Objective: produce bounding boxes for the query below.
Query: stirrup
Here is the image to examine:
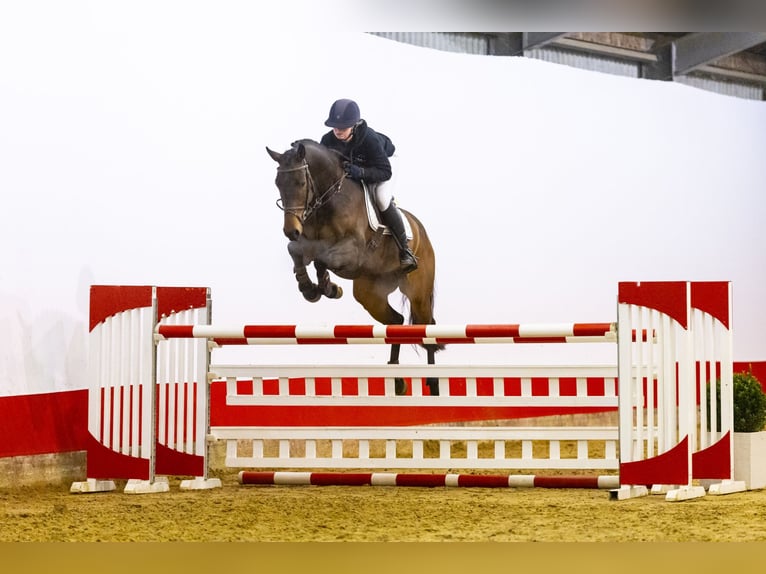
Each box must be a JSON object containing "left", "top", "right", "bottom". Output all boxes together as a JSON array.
[{"left": 400, "top": 250, "right": 418, "bottom": 273}]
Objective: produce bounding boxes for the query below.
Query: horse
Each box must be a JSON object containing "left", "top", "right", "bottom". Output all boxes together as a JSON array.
[{"left": 265, "top": 139, "right": 442, "bottom": 395}]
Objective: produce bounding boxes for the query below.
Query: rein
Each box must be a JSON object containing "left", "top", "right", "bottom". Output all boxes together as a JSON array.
[{"left": 275, "top": 160, "right": 346, "bottom": 222}]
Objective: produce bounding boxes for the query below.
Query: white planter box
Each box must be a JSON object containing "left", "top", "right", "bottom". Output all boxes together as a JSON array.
[{"left": 733, "top": 431, "right": 766, "bottom": 490}]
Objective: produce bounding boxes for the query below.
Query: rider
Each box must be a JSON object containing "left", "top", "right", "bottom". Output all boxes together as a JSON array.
[{"left": 320, "top": 98, "right": 418, "bottom": 273}]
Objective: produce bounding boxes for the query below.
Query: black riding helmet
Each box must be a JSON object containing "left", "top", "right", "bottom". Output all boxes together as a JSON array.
[{"left": 324, "top": 98, "right": 361, "bottom": 129}]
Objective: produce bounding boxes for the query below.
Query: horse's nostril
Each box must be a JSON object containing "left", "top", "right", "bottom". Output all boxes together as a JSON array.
[{"left": 285, "top": 229, "right": 300, "bottom": 241}]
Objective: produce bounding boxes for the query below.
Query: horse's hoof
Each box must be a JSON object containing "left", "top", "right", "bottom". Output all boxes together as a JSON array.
[
  {"left": 426, "top": 377, "right": 440, "bottom": 396},
  {"left": 395, "top": 378, "right": 408, "bottom": 396},
  {"left": 300, "top": 286, "right": 321, "bottom": 303},
  {"left": 323, "top": 284, "right": 343, "bottom": 299}
]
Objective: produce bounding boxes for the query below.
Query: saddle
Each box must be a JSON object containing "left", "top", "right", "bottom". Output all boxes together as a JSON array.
[{"left": 361, "top": 181, "right": 413, "bottom": 239}]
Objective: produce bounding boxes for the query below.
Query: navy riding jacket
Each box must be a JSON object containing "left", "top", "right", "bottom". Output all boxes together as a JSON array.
[{"left": 320, "top": 120, "right": 396, "bottom": 184}]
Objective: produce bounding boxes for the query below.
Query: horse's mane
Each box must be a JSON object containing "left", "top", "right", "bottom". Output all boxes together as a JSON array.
[{"left": 291, "top": 138, "right": 346, "bottom": 168}]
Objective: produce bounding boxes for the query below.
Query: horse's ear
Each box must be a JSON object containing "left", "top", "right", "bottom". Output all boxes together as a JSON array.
[
  {"left": 266, "top": 147, "right": 282, "bottom": 163},
  {"left": 295, "top": 143, "right": 306, "bottom": 161}
]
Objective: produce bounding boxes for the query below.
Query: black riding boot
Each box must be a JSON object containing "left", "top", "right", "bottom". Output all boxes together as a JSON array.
[{"left": 380, "top": 203, "right": 418, "bottom": 273}]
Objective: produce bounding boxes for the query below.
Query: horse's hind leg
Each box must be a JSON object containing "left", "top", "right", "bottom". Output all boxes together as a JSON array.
[{"left": 352, "top": 276, "right": 408, "bottom": 395}]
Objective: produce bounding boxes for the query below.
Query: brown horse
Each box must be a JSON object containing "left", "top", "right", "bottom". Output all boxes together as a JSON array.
[{"left": 266, "top": 139, "right": 442, "bottom": 394}]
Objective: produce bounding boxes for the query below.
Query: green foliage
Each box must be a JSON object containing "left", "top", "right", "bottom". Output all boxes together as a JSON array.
[
  {"left": 707, "top": 371, "right": 766, "bottom": 433},
  {"left": 732, "top": 371, "right": 766, "bottom": 432}
]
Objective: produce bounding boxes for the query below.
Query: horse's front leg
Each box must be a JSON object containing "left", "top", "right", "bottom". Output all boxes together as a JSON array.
[
  {"left": 287, "top": 239, "right": 321, "bottom": 303},
  {"left": 314, "top": 261, "right": 343, "bottom": 299}
]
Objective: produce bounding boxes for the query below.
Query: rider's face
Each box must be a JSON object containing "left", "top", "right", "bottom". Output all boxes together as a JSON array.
[{"left": 333, "top": 126, "right": 353, "bottom": 142}]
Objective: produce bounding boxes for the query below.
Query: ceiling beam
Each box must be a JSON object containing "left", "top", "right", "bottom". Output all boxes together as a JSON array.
[
  {"left": 490, "top": 33, "right": 565, "bottom": 56},
  {"left": 673, "top": 32, "right": 766, "bottom": 76}
]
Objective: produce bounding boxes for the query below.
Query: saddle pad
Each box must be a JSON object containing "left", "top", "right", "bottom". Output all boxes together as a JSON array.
[{"left": 362, "top": 182, "right": 413, "bottom": 240}]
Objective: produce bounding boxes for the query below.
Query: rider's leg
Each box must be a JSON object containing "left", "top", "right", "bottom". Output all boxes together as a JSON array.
[
  {"left": 374, "top": 159, "right": 417, "bottom": 273},
  {"left": 378, "top": 199, "right": 418, "bottom": 273}
]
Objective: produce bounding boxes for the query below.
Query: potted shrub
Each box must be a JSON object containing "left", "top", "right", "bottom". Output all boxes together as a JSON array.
[
  {"left": 707, "top": 370, "right": 766, "bottom": 489},
  {"left": 731, "top": 370, "right": 766, "bottom": 489}
]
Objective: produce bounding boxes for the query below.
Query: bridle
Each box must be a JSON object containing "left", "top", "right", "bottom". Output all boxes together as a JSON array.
[{"left": 275, "top": 160, "right": 346, "bottom": 223}]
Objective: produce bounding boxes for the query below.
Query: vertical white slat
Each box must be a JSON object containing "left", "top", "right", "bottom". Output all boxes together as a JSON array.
[
  {"left": 577, "top": 440, "right": 588, "bottom": 461},
  {"left": 439, "top": 440, "right": 450, "bottom": 461},
  {"left": 549, "top": 378, "right": 559, "bottom": 398},
  {"left": 195, "top": 301, "right": 211, "bottom": 459},
  {"left": 466, "top": 441, "right": 478, "bottom": 459},
  {"left": 127, "top": 308, "right": 140, "bottom": 458},
  {"left": 359, "top": 440, "right": 369, "bottom": 460},
  {"left": 494, "top": 440, "right": 504, "bottom": 460},
  {"left": 634, "top": 306, "right": 645, "bottom": 460},
  {"left": 104, "top": 313, "right": 117, "bottom": 451},
  {"left": 413, "top": 440, "right": 423, "bottom": 461},
  {"left": 493, "top": 377, "right": 503, "bottom": 398},
  {"left": 681, "top": 281, "right": 695, "bottom": 486},
  {"left": 521, "top": 440, "right": 532, "bottom": 461},
  {"left": 645, "top": 309, "right": 655, "bottom": 458},
  {"left": 331, "top": 439, "right": 342, "bottom": 460},
  {"left": 279, "top": 439, "right": 290, "bottom": 459},
  {"left": 386, "top": 439, "right": 397, "bottom": 460},
  {"left": 720, "top": 282, "right": 735, "bottom": 478},
  {"left": 140, "top": 304, "right": 154, "bottom": 461},
  {"left": 576, "top": 377, "right": 586, "bottom": 398},
  {"left": 305, "top": 440, "right": 316, "bottom": 461},
  {"left": 617, "top": 300, "right": 635, "bottom": 464},
  {"left": 549, "top": 440, "right": 560, "bottom": 460},
  {"left": 279, "top": 376, "right": 289, "bottom": 397},
  {"left": 87, "top": 321, "right": 103, "bottom": 440},
  {"left": 521, "top": 377, "right": 531, "bottom": 397}
]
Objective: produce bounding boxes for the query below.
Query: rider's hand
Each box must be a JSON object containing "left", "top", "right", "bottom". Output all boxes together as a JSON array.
[{"left": 344, "top": 162, "right": 364, "bottom": 181}]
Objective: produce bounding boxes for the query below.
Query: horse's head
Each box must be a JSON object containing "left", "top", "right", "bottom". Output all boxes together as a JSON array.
[
  {"left": 266, "top": 140, "right": 345, "bottom": 241},
  {"left": 266, "top": 142, "right": 313, "bottom": 240}
]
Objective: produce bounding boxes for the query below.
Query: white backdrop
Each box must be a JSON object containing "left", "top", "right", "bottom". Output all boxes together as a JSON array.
[{"left": 1, "top": 4, "right": 765, "bottom": 394}]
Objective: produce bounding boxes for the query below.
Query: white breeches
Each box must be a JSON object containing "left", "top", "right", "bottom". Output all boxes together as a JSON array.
[{"left": 374, "top": 156, "right": 397, "bottom": 211}]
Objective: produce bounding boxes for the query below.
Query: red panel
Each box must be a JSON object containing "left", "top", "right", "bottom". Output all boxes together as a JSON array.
[
  {"left": 619, "top": 437, "right": 689, "bottom": 486},
  {"left": 154, "top": 441, "right": 204, "bottom": 477},
  {"left": 156, "top": 286, "right": 207, "bottom": 319},
  {"left": 586, "top": 378, "right": 605, "bottom": 396},
  {"left": 209, "top": 382, "right": 616, "bottom": 427},
  {"left": 89, "top": 285, "right": 153, "bottom": 331},
  {"left": 559, "top": 378, "right": 577, "bottom": 397},
  {"left": 0, "top": 389, "right": 89, "bottom": 457},
  {"left": 618, "top": 281, "right": 689, "bottom": 328},
  {"left": 476, "top": 378, "right": 494, "bottom": 396},
  {"left": 692, "top": 432, "right": 731, "bottom": 480},
  {"left": 691, "top": 281, "right": 730, "bottom": 329},
  {"left": 531, "top": 378, "right": 549, "bottom": 396},
  {"left": 84, "top": 432, "right": 150, "bottom": 480}
]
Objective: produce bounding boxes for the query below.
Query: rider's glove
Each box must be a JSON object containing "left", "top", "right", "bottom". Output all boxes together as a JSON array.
[{"left": 344, "top": 162, "right": 364, "bottom": 181}]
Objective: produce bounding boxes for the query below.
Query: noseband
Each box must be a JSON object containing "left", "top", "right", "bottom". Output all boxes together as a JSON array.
[{"left": 275, "top": 160, "right": 346, "bottom": 223}]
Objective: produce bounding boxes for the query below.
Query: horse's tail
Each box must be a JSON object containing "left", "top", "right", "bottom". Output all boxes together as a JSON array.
[{"left": 407, "top": 287, "right": 446, "bottom": 352}]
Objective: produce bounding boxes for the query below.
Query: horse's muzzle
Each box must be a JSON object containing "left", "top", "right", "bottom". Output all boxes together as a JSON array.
[{"left": 283, "top": 214, "right": 303, "bottom": 241}]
